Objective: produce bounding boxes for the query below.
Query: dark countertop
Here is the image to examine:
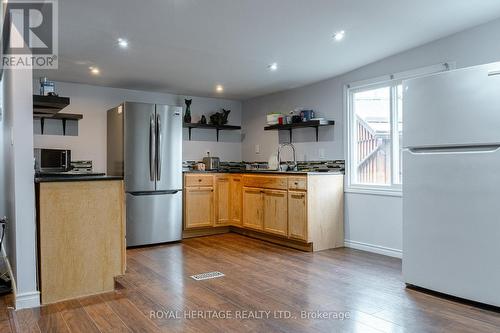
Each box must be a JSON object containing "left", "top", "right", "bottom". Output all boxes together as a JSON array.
[
  {"left": 35, "top": 175, "right": 123, "bottom": 183},
  {"left": 183, "top": 170, "right": 344, "bottom": 175}
]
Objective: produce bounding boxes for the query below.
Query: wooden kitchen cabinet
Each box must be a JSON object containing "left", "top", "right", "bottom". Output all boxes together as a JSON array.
[
  {"left": 37, "top": 180, "right": 125, "bottom": 304},
  {"left": 263, "top": 189, "right": 288, "bottom": 236},
  {"left": 288, "top": 190, "right": 308, "bottom": 241},
  {"left": 184, "top": 186, "right": 214, "bottom": 228},
  {"left": 242, "top": 187, "right": 264, "bottom": 230},
  {"left": 184, "top": 173, "right": 344, "bottom": 251},
  {"left": 230, "top": 176, "right": 243, "bottom": 225},
  {"left": 215, "top": 176, "right": 231, "bottom": 226}
]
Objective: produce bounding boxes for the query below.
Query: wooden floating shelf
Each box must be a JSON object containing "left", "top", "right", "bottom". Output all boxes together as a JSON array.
[
  {"left": 183, "top": 123, "right": 241, "bottom": 142},
  {"left": 264, "top": 120, "right": 335, "bottom": 142},
  {"left": 33, "top": 95, "right": 70, "bottom": 114},
  {"left": 34, "top": 113, "right": 83, "bottom": 136}
]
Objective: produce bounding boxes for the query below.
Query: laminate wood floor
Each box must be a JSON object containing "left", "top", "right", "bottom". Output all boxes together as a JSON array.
[{"left": 1, "top": 234, "right": 499, "bottom": 332}]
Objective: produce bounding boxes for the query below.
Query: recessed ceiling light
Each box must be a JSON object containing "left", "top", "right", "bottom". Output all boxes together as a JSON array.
[
  {"left": 268, "top": 62, "right": 278, "bottom": 71},
  {"left": 89, "top": 66, "right": 100, "bottom": 75},
  {"left": 333, "top": 30, "right": 345, "bottom": 41},
  {"left": 117, "top": 38, "right": 128, "bottom": 48},
  {"left": 215, "top": 84, "right": 224, "bottom": 93}
]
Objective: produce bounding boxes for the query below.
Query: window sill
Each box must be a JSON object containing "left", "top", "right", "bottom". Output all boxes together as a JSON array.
[{"left": 344, "top": 186, "right": 402, "bottom": 197}]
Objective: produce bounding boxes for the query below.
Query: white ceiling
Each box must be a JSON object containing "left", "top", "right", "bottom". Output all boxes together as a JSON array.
[{"left": 35, "top": 0, "right": 500, "bottom": 100}]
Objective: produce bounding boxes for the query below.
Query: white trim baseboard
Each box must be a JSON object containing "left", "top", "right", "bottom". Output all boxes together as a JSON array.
[
  {"left": 15, "top": 291, "right": 40, "bottom": 309},
  {"left": 344, "top": 240, "right": 402, "bottom": 258}
]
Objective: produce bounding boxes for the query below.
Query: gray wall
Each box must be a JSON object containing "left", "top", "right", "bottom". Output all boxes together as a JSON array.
[
  {"left": 242, "top": 17, "right": 500, "bottom": 256},
  {"left": 33, "top": 81, "right": 243, "bottom": 172}
]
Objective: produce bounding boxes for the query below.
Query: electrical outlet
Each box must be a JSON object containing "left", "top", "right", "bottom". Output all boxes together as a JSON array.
[
  {"left": 255, "top": 144, "right": 260, "bottom": 154},
  {"left": 319, "top": 148, "right": 325, "bottom": 159}
]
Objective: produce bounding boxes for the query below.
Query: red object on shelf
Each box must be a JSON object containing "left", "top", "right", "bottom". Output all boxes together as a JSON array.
[{"left": 278, "top": 116, "right": 284, "bottom": 125}]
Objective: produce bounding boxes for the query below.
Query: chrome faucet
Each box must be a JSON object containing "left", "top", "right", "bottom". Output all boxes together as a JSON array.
[{"left": 277, "top": 143, "right": 297, "bottom": 171}]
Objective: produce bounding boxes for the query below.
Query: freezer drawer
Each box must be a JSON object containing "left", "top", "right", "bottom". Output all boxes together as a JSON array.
[
  {"left": 126, "top": 191, "right": 182, "bottom": 246},
  {"left": 403, "top": 63, "right": 500, "bottom": 148},
  {"left": 402, "top": 147, "right": 500, "bottom": 306}
]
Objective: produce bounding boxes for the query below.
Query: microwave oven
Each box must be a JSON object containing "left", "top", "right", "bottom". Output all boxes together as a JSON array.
[{"left": 34, "top": 148, "right": 71, "bottom": 173}]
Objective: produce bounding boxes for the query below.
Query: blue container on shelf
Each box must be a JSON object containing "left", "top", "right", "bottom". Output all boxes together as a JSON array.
[{"left": 300, "top": 110, "right": 315, "bottom": 121}]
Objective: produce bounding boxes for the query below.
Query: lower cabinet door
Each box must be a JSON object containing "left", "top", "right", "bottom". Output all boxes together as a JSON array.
[
  {"left": 184, "top": 187, "right": 214, "bottom": 229},
  {"left": 263, "top": 189, "right": 288, "bottom": 236},
  {"left": 230, "top": 176, "right": 243, "bottom": 225},
  {"left": 242, "top": 187, "right": 263, "bottom": 230},
  {"left": 288, "top": 191, "right": 307, "bottom": 241},
  {"left": 215, "top": 176, "right": 231, "bottom": 226}
]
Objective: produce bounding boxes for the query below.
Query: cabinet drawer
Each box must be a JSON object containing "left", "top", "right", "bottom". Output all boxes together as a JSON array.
[
  {"left": 184, "top": 174, "right": 214, "bottom": 187},
  {"left": 242, "top": 175, "right": 287, "bottom": 190},
  {"left": 288, "top": 177, "right": 307, "bottom": 191}
]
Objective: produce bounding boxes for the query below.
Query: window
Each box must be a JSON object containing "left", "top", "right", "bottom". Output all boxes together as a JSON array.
[
  {"left": 348, "top": 82, "right": 402, "bottom": 189},
  {"left": 346, "top": 63, "right": 452, "bottom": 194}
]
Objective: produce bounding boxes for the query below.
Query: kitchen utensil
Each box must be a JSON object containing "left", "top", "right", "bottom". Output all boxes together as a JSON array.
[{"left": 202, "top": 153, "right": 220, "bottom": 170}]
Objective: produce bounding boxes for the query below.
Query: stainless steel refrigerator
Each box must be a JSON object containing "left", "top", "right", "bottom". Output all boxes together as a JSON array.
[
  {"left": 402, "top": 62, "right": 500, "bottom": 306},
  {"left": 107, "top": 102, "right": 183, "bottom": 246}
]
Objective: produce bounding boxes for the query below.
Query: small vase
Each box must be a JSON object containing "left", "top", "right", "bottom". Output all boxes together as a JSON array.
[{"left": 184, "top": 99, "right": 192, "bottom": 123}]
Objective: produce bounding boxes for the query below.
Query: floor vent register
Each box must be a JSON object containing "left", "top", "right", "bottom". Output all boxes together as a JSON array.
[{"left": 190, "top": 271, "right": 225, "bottom": 281}]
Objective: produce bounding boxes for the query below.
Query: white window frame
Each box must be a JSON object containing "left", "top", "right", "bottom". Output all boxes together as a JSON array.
[{"left": 344, "top": 63, "right": 455, "bottom": 197}]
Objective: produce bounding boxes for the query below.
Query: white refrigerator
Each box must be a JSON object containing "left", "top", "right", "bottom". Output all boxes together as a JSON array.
[{"left": 402, "top": 62, "right": 500, "bottom": 307}]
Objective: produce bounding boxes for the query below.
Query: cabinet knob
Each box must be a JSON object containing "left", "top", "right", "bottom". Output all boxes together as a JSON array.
[
  {"left": 198, "top": 179, "right": 202, "bottom": 182},
  {"left": 294, "top": 182, "right": 298, "bottom": 185}
]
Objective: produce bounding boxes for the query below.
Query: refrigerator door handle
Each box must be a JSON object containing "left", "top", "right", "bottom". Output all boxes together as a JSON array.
[
  {"left": 408, "top": 145, "right": 500, "bottom": 155},
  {"left": 156, "top": 112, "right": 162, "bottom": 181},
  {"left": 149, "top": 113, "right": 156, "bottom": 181},
  {"left": 128, "top": 190, "right": 180, "bottom": 196}
]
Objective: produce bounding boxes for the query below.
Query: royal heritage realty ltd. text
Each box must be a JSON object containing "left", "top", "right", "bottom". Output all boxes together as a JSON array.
[{"left": 150, "top": 310, "right": 351, "bottom": 321}]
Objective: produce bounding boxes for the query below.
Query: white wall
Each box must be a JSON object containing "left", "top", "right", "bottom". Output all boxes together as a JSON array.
[
  {"left": 178, "top": 94, "right": 242, "bottom": 162},
  {"left": 33, "top": 82, "right": 243, "bottom": 172},
  {"left": 242, "top": 18, "right": 500, "bottom": 257},
  {"left": 2, "top": 67, "right": 39, "bottom": 308}
]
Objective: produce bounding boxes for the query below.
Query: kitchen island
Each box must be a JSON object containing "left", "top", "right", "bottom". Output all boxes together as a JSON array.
[
  {"left": 35, "top": 176, "right": 125, "bottom": 304},
  {"left": 183, "top": 171, "right": 344, "bottom": 251}
]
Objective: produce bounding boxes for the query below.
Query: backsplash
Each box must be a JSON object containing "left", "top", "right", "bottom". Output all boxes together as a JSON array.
[{"left": 183, "top": 160, "right": 345, "bottom": 173}]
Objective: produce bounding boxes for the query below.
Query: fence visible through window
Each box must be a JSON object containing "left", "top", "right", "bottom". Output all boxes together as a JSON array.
[{"left": 350, "top": 84, "right": 402, "bottom": 187}]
